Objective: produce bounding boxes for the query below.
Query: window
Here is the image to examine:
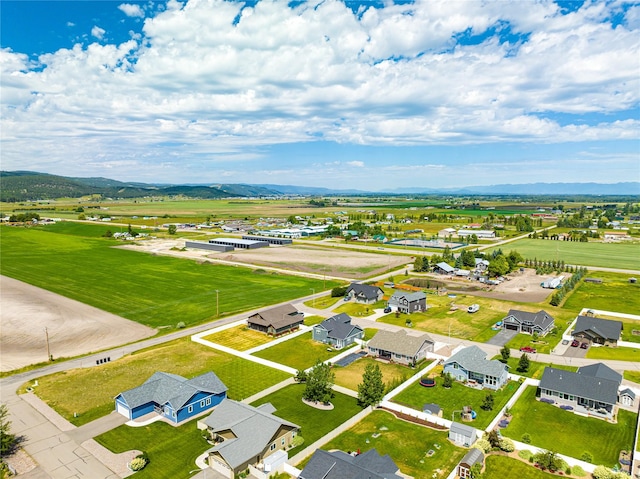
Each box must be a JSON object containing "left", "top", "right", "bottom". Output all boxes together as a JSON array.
[
  {"left": 206, "top": 397, "right": 211, "bottom": 406},
  {"left": 270, "top": 444, "right": 276, "bottom": 451},
  {"left": 200, "top": 400, "right": 205, "bottom": 407},
  {"left": 281, "top": 438, "right": 285, "bottom": 445},
  {"left": 188, "top": 405, "right": 193, "bottom": 413}
]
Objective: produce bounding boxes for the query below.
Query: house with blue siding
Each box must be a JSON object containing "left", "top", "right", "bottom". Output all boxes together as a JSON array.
[
  {"left": 443, "top": 346, "right": 509, "bottom": 390},
  {"left": 114, "top": 371, "right": 227, "bottom": 423}
]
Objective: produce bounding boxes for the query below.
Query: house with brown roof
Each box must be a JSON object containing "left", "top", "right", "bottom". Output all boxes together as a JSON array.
[
  {"left": 247, "top": 304, "right": 304, "bottom": 336},
  {"left": 367, "top": 329, "right": 434, "bottom": 366}
]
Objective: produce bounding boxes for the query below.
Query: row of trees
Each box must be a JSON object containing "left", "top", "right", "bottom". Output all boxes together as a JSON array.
[{"left": 550, "top": 267, "right": 588, "bottom": 306}]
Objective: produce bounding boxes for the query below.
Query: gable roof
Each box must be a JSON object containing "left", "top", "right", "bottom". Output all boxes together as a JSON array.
[
  {"left": 503, "top": 309, "right": 555, "bottom": 330},
  {"left": 204, "top": 400, "right": 299, "bottom": 469},
  {"left": 247, "top": 303, "right": 303, "bottom": 329},
  {"left": 577, "top": 362, "right": 622, "bottom": 383},
  {"left": 346, "top": 283, "right": 382, "bottom": 301},
  {"left": 367, "top": 329, "right": 433, "bottom": 357},
  {"left": 299, "top": 449, "right": 402, "bottom": 479},
  {"left": 435, "top": 262, "right": 455, "bottom": 273},
  {"left": 450, "top": 421, "right": 476, "bottom": 438},
  {"left": 389, "top": 291, "right": 426, "bottom": 303},
  {"left": 460, "top": 448, "right": 484, "bottom": 468},
  {"left": 573, "top": 316, "right": 622, "bottom": 341},
  {"left": 423, "top": 403, "right": 441, "bottom": 414},
  {"left": 118, "top": 371, "right": 227, "bottom": 410},
  {"left": 317, "top": 313, "right": 363, "bottom": 340},
  {"left": 539, "top": 367, "right": 619, "bottom": 405},
  {"left": 620, "top": 388, "right": 636, "bottom": 400},
  {"left": 444, "top": 346, "right": 507, "bottom": 378}
]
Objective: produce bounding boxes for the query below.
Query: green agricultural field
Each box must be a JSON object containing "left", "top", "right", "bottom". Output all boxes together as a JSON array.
[
  {"left": 392, "top": 376, "right": 519, "bottom": 429},
  {"left": 0, "top": 225, "right": 337, "bottom": 329},
  {"left": 202, "top": 325, "right": 275, "bottom": 351},
  {"left": 503, "top": 386, "right": 636, "bottom": 466},
  {"left": 483, "top": 455, "right": 573, "bottom": 479},
  {"left": 249, "top": 383, "right": 362, "bottom": 457},
  {"left": 586, "top": 345, "right": 640, "bottom": 361},
  {"left": 21, "top": 338, "right": 290, "bottom": 426},
  {"left": 491, "top": 356, "right": 577, "bottom": 380},
  {"left": 315, "top": 409, "right": 465, "bottom": 478},
  {"left": 333, "top": 357, "right": 427, "bottom": 392},
  {"left": 96, "top": 418, "right": 208, "bottom": 479},
  {"left": 488, "top": 238, "right": 640, "bottom": 270},
  {"left": 251, "top": 332, "right": 342, "bottom": 370},
  {"left": 562, "top": 271, "right": 640, "bottom": 316}
]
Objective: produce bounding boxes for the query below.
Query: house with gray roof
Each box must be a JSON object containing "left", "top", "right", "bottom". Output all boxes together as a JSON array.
[
  {"left": 345, "top": 282, "right": 384, "bottom": 304},
  {"left": 312, "top": 313, "right": 364, "bottom": 349},
  {"left": 572, "top": 315, "right": 623, "bottom": 346},
  {"left": 388, "top": 291, "right": 427, "bottom": 314},
  {"left": 538, "top": 362, "right": 622, "bottom": 420},
  {"left": 299, "top": 449, "right": 404, "bottom": 479},
  {"left": 367, "top": 329, "right": 434, "bottom": 366},
  {"left": 247, "top": 303, "right": 304, "bottom": 336},
  {"left": 449, "top": 422, "right": 477, "bottom": 447},
  {"left": 198, "top": 400, "right": 299, "bottom": 479},
  {"left": 457, "top": 448, "right": 484, "bottom": 478},
  {"left": 443, "top": 346, "right": 509, "bottom": 390},
  {"left": 114, "top": 371, "right": 227, "bottom": 423},
  {"left": 501, "top": 309, "right": 555, "bottom": 336}
]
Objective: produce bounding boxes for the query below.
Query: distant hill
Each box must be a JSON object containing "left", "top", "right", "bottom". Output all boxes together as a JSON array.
[{"left": 386, "top": 182, "right": 640, "bottom": 195}]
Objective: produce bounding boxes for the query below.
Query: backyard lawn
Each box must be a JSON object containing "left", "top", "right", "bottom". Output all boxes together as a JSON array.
[
  {"left": 491, "top": 356, "right": 577, "bottom": 380},
  {"left": 503, "top": 386, "right": 636, "bottom": 466},
  {"left": 392, "top": 375, "right": 519, "bottom": 429},
  {"left": 562, "top": 271, "right": 640, "bottom": 316},
  {"left": 249, "top": 383, "right": 362, "bottom": 457},
  {"left": 310, "top": 409, "right": 465, "bottom": 478},
  {"left": 95, "top": 417, "right": 208, "bottom": 479},
  {"left": 202, "top": 325, "right": 275, "bottom": 351},
  {"left": 483, "top": 455, "right": 577, "bottom": 478},
  {"left": 586, "top": 345, "right": 640, "bottom": 361},
  {"left": 21, "top": 338, "right": 290, "bottom": 426},
  {"left": 251, "top": 331, "right": 344, "bottom": 370},
  {"left": 333, "top": 357, "right": 427, "bottom": 392}
]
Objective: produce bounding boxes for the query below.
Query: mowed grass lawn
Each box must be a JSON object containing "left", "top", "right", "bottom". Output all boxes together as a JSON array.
[
  {"left": 202, "top": 325, "right": 275, "bottom": 351},
  {"left": 313, "top": 409, "right": 465, "bottom": 478},
  {"left": 249, "top": 383, "right": 361, "bottom": 457},
  {"left": 562, "top": 271, "right": 640, "bottom": 316},
  {"left": 491, "top": 356, "right": 577, "bottom": 380},
  {"left": 333, "top": 357, "right": 426, "bottom": 392},
  {"left": 392, "top": 376, "right": 519, "bottom": 429},
  {"left": 22, "top": 338, "right": 290, "bottom": 426},
  {"left": 483, "top": 455, "right": 569, "bottom": 479},
  {"left": 252, "top": 331, "right": 344, "bottom": 370},
  {"left": 624, "top": 370, "right": 640, "bottom": 384},
  {"left": 503, "top": 386, "right": 636, "bottom": 466},
  {"left": 586, "top": 345, "right": 640, "bottom": 362},
  {"left": 0, "top": 225, "right": 338, "bottom": 329},
  {"left": 490, "top": 238, "right": 640, "bottom": 270},
  {"left": 96, "top": 418, "right": 208, "bottom": 479}
]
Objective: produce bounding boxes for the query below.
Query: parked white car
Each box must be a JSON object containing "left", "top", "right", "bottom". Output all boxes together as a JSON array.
[{"left": 467, "top": 304, "right": 480, "bottom": 313}]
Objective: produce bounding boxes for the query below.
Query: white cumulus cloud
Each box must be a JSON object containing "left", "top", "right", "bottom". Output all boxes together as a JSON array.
[
  {"left": 90, "top": 25, "right": 106, "bottom": 40},
  {"left": 118, "top": 3, "right": 145, "bottom": 18}
]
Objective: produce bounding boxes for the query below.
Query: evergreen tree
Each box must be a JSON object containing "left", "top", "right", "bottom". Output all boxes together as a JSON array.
[
  {"left": 500, "top": 345, "right": 510, "bottom": 363},
  {"left": 357, "top": 363, "right": 385, "bottom": 407},
  {"left": 303, "top": 361, "right": 335, "bottom": 404},
  {"left": 0, "top": 403, "right": 16, "bottom": 456},
  {"left": 517, "top": 353, "right": 530, "bottom": 373}
]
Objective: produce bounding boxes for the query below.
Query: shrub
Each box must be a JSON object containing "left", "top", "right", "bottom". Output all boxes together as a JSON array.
[
  {"left": 571, "top": 465, "right": 586, "bottom": 477},
  {"left": 129, "top": 457, "right": 147, "bottom": 471},
  {"left": 176, "top": 322, "right": 186, "bottom": 329},
  {"left": 521, "top": 433, "right": 531, "bottom": 444},
  {"left": 580, "top": 452, "right": 592, "bottom": 463},
  {"left": 291, "top": 435, "right": 304, "bottom": 448},
  {"left": 475, "top": 439, "right": 491, "bottom": 453},
  {"left": 331, "top": 286, "right": 347, "bottom": 297},
  {"left": 518, "top": 450, "right": 532, "bottom": 460},
  {"left": 499, "top": 438, "right": 515, "bottom": 452},
  {"left": 592, "top": 465, "right": 613, "bottom": 479}
]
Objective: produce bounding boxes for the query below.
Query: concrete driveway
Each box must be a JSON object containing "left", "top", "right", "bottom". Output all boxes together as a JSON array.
[{"left": 485, "top": 329, "right": 517, "bottom": 347}]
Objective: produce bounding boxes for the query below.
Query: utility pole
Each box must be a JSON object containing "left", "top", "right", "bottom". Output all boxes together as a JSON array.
[
  {"left": 310, "top": 288, "right": 315, "bottom": 308},
  {"left": 44, "top": 327, "right": 51, "bottom": 361},
  {"left": 216, "top": 290, "right": 219, "bottom": 317}
]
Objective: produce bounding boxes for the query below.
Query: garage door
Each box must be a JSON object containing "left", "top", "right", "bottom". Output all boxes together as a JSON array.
[
  {"left": 116, "top": 402, "right": 130, "bottom": 419},
  {"left": 505, "top": 324, "right": 518, "bottom": 331}
]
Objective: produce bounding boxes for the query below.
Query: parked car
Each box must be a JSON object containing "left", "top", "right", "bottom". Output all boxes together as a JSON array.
[
  {"left": 571, "top": 340, "right": 580, "bottom": 347},
  {"left": 580, "top": 342, "right": 589, "bottom": 349},
  {"left": 467, "top": 304, "right": 480, "bottom": 313},
  {"left": 520, "top": 346, "right": 537, "bottom": 354},
  {"left": 383, "top": 306, "right": 392, "bottom": 313}
]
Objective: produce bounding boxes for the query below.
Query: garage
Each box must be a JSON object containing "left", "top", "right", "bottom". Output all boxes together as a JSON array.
[
  {"left": 504, "top": 323, "right": 519, "bottom": 331},
  {"left": 116, "top": 401, "right": 130, "bottom": 419}
]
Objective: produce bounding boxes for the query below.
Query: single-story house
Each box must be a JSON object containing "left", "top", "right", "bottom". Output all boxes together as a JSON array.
[
  {"left": 474, "top": 259, "right": 490, "bottom": 271},
  {"left": 443, "top": 346, "right": 509, "bottom": 390},
  {"left": 434, "top": 262, "right": 455, "bottom": 275},
  {"left": 312, "top": 313, "right": 364, "bottom": 349},
  {"left": 620, "top": 388, "right": 636, "bottom": 407},
  {"left": 345, "top": 283, "right": 384, "bottom": 304},
  {"left": 299, "top": 449, "right": 404, "bottom": 479},
  {"left": 572, "top": 315, "right": 623, "bottom": 346},
  {"left": 198, "top": 400, "right": 299, "bottom": 479},
  {"left": 115, "top": 371, "right": 227, "bottom": 423},
  {"left": 457, "top": 448, "right": 484, "bottom": 479},
  {"left": 449, "top": 422, "right": 477, "bottom": 447},
  {"left": 538, "top": 362, "right": 622, "bottom": 420},
  {"left": 423, "top": 403, "right": 442, "bottom": 417},
  {"left": 501, "top": 309, "right": 555, "bottom": 336},
  {"left": 387, "top": 291, "right": 427, "bottom": 314},
  {"left": 367, "top": 329, "right": 434, "bottom": 366},
  {"left": 246, "top": 304, "right": 304, "bottom": 336}
]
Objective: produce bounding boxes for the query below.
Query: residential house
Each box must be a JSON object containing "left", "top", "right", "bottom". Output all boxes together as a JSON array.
[
  {"left": 198, "top": 400, "right": 299, "bottom": 479},
  {"left": 449, "top": 422, "right": 477, "bottom": 447},
  {"left": 474, "top": 258, "right": 490, "bottom": 272},
  {"left": 345, "top": 283, "right": 384, "bottom": 304},
  {"left": 114, "top": 371, "right": 227, "bottom": 423},
  {"left": 387, "top": 291, "right": 427, "bottom": 314},
  {"left": 572, "top": 315, "right": 623, "bottom": 346},
  {"left": 299, "top": 449, "right": 404, "bottom": 479},
  {"left": 367, "top": 329, "right": 434, "bottom": 366},
  {"left": 312, "top": 313, "right": 364, "bottom": 349},
  {"left": 538, "top": 363, "right": 622, "bottom": 420},
  {"left": 457, "top": 448, "right": 484, "bottom": 479},
  {"left": 434, "top": 262, "right": 455, "bottom": 275},
  {"left": 501, "top": 309, "right": 555, "bottom": 336},
  {"left": 247, "top": 304, "right": 304, "bottom": 336},
  {"left": 443, "top": 346, "right": 509, "bottom": 390}
]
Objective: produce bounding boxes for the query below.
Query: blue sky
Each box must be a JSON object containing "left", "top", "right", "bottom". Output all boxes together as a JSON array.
[{"left": 1, "top": 0, "right": 639, "bottom": 191}]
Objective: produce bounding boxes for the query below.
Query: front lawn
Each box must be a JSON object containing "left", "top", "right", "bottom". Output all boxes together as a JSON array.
[
  {"left": 392, "top": 375, "right": 519, "bottom": 429},
  {"left": 95, "top": 418, "right": 208, "bottom": 479},
  {"left": 249, "top": 383, "right": 362, "bottom": 457},
  {"left": 252, "top": 331, "right": 343, "bottom": 370},
  {"left": 504, "top": 330, "right": 563, "bottom": 355},
  {"left": 586, "top": 345, "right": 640, "bottom": 361},
  {"left": 313, "top": 409, "right": 466, "bottom": 479},
  {"left": 331, "top": 301, "right": 383, "bottom": 317},
  {"left": 22, "top": 338, "right": 290, "bottom": 426},
  {"left": 502, "top": 386, "right": 636, "bottom": 466},
  {"left": 333, "top": 357, "right": 429, "bottom": 392},
  {"left": 491, "top": 356, "right": 577, "bottom": 380},
  {"left": 202, "top": 325, "right": 275, "bottom": 351}
]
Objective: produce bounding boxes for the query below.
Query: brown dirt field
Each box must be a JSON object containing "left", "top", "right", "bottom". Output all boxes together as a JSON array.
[
  {"left": 448, "top": 268, "right": 555, "bottom": 303},
  {"left": 0, "top": 276, "right": 156, "bottom": 372}
]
